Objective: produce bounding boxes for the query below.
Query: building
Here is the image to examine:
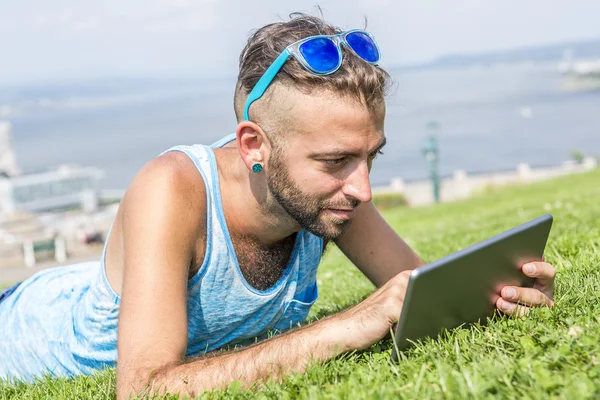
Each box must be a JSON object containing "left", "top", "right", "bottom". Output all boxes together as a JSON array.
[
  {"left": 0, "top": 121, "right": 20, "bottom": 177},
  {"left": 0, "top": 120, "right": 105, "bottom": 220},
  {"left": 0, "top": 120, "right": 108, "bottom": 267},
  {"left": 0, "top": 165, "right": 105, "bottom": 218}
]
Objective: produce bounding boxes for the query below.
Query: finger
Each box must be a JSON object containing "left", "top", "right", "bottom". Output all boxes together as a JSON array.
[
  {"left": 496, "top": 298, "right": 531, "bottom": 317},
  {"left": 500, "top": 286, "right": 554, "bottom": 308},
  {"left": 522, "top": 261, "right": 556, "bottom": 286}
]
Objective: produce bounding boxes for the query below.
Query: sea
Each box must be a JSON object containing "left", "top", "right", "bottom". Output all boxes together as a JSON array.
[{"left": 1, "top": 62, "right": 599, "bottom": 190}]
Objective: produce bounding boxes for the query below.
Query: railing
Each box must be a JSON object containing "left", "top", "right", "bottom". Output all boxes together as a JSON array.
[{"left": 22, "top": 237, "right": 67, "bottom": 268}]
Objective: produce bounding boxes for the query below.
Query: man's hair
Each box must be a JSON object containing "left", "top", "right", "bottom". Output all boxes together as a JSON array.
[{"left": 233, "top": 13, "right": 393, "bottom": 124}]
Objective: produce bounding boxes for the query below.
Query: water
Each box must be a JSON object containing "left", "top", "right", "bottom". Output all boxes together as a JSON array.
[{"left": 2, "top": 62, "right": 599, "bottom": 190}]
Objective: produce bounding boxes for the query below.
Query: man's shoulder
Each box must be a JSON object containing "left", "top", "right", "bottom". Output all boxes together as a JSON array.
[{"left": 121, "top": 151, "right": 208, "bottom": 231}]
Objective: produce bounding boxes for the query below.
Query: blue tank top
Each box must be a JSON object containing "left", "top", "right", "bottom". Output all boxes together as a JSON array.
[{"left": 0, "top": 134, "right": 323, "bottom": 382}]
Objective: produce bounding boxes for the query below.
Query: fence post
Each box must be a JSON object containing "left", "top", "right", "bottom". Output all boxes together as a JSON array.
[
  {"left": 23, "top": 240, "right": 36, "bottom": 268},
  {"left": 55, "top": 236, "right": 67, "bottom": 263}
]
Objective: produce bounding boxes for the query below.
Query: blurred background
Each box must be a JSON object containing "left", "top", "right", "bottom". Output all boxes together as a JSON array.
[{"left": 1, "top": 0, "right": 600, "bottom": 271}]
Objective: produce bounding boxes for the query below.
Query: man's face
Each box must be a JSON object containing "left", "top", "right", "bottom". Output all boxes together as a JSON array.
[{"left": 263, "top": 91, "right": 386, "bottom": 240}]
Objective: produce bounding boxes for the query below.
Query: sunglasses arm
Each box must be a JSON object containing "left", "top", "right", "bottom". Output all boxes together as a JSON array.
[{"left": 243, "top": 50, "right": 291, "bottom": 121}]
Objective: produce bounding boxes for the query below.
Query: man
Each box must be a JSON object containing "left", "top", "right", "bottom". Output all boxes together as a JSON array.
[{"left": 0, "top": 14, "right": 555, "bottom": 398}]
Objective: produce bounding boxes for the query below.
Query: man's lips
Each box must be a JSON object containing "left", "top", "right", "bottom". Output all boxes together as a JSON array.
[{"left": 326, "top": 208, "right": 356, "bottom": 220}]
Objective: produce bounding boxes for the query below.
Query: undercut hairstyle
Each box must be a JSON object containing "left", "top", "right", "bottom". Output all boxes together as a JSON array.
[{"left": 233, "top": 13, "right": 393, "bottom": 131}]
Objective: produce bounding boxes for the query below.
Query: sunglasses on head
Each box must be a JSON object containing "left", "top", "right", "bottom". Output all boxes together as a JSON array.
[{"left": 243, "top": 29, "right": 381, "bottom": 121}]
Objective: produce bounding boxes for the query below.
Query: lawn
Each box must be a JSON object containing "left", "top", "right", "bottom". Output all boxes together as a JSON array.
[{"left": 2, "top": 168, "right": 600, "bottom": 399}]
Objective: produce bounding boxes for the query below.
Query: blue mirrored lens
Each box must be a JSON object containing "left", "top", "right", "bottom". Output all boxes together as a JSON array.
[
  {"left": 346, "top": 32, "right": 379, "bottom": 63},
  {"left": 299, "top": 38, "right": 340, "bottom": 73}
]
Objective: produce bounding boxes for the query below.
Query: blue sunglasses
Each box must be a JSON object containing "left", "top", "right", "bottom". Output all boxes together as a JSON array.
[{"left": 243, "top": 29, "right": 381, "bottom": 121}]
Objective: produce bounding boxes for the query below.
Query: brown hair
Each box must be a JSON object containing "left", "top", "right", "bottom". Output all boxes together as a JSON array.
[{"left": 233, "top": 12, "right": 393, "bottom": 124}]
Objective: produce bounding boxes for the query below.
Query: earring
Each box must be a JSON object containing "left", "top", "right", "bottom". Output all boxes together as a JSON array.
[{"left": 252, "top": 163, "right": 263, "bottom": 173}]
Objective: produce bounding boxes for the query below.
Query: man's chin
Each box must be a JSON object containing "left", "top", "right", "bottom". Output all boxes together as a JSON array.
[{"left": 307, "top": 218, "right": 352, "bottom": 240}]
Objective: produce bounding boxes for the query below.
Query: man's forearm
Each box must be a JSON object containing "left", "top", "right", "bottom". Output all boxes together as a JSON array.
[
  {"left": 334, "top": 202, "right": 425, "bottom": 288},
  {"left": 145, "top": 317, "right": 347, "bottom": 398}
]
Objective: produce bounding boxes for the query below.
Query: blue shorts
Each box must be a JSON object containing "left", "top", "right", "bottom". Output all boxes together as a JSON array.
[{"left": 0, "top": 282, "right": 21, "bottom": 305}]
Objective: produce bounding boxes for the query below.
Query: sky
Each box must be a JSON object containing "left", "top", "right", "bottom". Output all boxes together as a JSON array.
[{"left": 1, "top": 0, "right": 600, "bottom": 85}]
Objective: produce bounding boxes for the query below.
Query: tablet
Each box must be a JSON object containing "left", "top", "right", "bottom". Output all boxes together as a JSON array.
[{"left": 391, "top": 214, "right": 553, "bottom": 360}]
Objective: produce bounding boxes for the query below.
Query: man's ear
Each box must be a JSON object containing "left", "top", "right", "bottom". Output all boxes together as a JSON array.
[{"left": 236, "top": 121, "right": 269, "bottom": 172}]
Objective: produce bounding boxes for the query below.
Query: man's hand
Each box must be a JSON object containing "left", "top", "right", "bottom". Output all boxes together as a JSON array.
[
  {"left": 496, "top": 260, "right": 556, "bottom": 316},
  {"left": 334, "top": 270, "right": 412, "bottom": 351}
]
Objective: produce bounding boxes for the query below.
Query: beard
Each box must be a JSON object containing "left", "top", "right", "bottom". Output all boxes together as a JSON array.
[{"left": 265, "top": 147, "right": 358, "bottom": 240}]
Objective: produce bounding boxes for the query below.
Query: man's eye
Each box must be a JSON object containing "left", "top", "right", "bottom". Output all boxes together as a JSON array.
[
  {"left": 370, "top": 150, "right": 384, "bottom": 159},
  {"left": 323, "top": 158, "right": 345, "bottom": 166}
]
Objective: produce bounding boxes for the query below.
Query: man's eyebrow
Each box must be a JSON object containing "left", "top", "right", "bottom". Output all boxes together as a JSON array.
[
  {"left": 371, "top": 136, "right": 387, "bottom": 153},
  {"left": 311, "top": 136, "right": 387, "bottom": 157}
]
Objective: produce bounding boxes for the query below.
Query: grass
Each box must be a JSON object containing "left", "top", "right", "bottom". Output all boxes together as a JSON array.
[
  {"left": 371, "top": 191, "right": 408, "bottom": 210},
  {"left": 2, "top": 168, "right": 600, "bottom": 399}
]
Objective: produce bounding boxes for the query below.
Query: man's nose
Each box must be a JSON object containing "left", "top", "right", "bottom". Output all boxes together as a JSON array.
[{"left": 342, "top": 161, "right": 372, "bottom": 204}]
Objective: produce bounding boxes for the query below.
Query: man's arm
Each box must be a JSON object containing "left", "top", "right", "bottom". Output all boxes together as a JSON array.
[
  {"left": 335, "top": 201, "right": 425, "bottom": 287},
  {"left": 335, "top": 201, "right": 556, "bottom": 313},
  {"left": 138, "top": 271, "right": 412, "bottom": 398},
  {"left": 146, "top": 314, "right": 345, "bottom": 396},
  {"left": 116, "top": 154, "right": 205, "bottom": 398}
]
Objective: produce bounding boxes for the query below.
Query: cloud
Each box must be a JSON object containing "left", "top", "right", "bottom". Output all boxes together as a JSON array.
[
  {"left": 2, "top": 0, "right": 600, "bottom": 85},
  {"left": 0, "top": 106, "right": 13, "bottom": 118},
  {"left": 25, "top": 1, "right": 220, "bottom": 35},
  {"left": 146, "top": 2, "right": 221, "bottom": 33},
  {"left": 154, "top": 0, "right": 208, "bottom": 9},
  {"left": 32, "top": 9, "right": 98, "bottom": 33}
]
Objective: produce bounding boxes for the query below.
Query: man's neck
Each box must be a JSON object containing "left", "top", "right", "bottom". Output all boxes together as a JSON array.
[{"left": 214, "top": 147, "right": 300, "bottom": 247}]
